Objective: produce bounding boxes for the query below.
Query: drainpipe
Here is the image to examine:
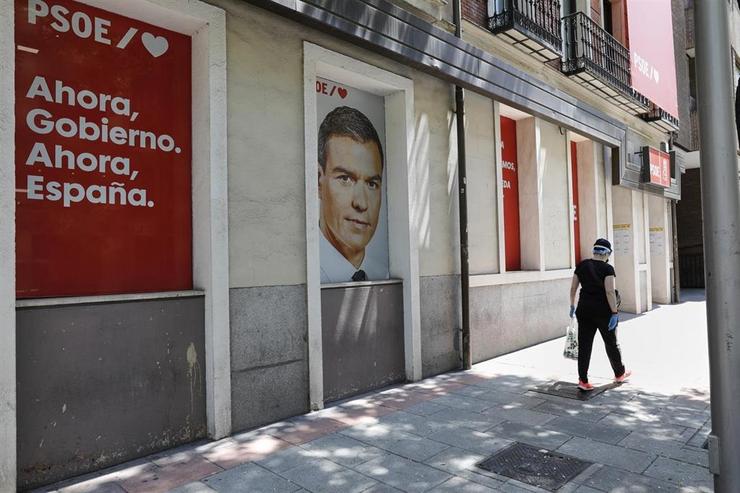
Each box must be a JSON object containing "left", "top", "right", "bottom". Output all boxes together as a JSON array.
[
  {"left": 453, "top": 0, "right": 471, "bottom": 370},
  {"left": 695, "top": 1, "right": 740, "bottom": 489},
  {"left": 670, "top": 200, "right": 680, "bottom": 304}
]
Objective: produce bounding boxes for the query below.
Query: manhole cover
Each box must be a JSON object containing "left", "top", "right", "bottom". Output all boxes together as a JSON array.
[
  {"left": 530, "top": 381, "right": 614, "bottom": 401},
  {"left": 477, "top": 442, "right": 592, "bottom": 492}
]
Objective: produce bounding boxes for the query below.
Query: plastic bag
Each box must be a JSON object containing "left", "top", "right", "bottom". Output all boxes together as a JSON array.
[{"left": 563, "top": 317, "right": 579, "bottom": 360}]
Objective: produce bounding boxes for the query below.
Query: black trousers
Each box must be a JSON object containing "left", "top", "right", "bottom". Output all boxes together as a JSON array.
[{"left": 576, "top": 311, "right": 625, "bottom": 383}]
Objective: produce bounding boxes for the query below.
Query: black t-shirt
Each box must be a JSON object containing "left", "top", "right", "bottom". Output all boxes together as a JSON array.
[{"left": 575, "top": 259, "right": 616, "bottom": 316}]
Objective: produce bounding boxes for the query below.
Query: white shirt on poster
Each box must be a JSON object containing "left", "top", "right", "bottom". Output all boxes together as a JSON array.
[{"left": 319, "top": 233, "right": 389, "bottom": 283}]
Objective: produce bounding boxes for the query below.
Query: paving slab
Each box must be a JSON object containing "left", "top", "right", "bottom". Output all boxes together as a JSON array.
[
  {"left": 201, "top": 463, "right": 301, "bottom": 493},
  {"left": 428, "top": 394, "right": 495, "bottom": 413},
  {"left": 279, "top": 458, "right": 378, "bottom": 493},
  {"left": 569, "top": 486, "right": 602, "bottom": 493},
  {"left": 340, "top": 425, "right": 450, "bottom": 461},
  {"left": 543, "top": 416, "right": 631, "bottom": 444},
  {"left": 448, "top": 386, "right": 547, "bottom": 409},
  {"left": 52, "top": 481, "right": 129, "bottom": 493},
  {"left": 299, "top": 434, "right": 387, "bottom": 467},
  {"left": 496, "top": 479, "right": 549, "bottom": 492},
  {"left": 557, "top": 437, "right": 655, "bottom": 474},
  {"left": 422, "top": 447, "right": 509, "bottom": 490},
  {"left": 482, "top": 405, "right": 558, "bottom": 427},
  {"left": 256, "top": 445, "right": 323, "bottom": 473},
  {"left": 423, "top": 447, "right": 488, "bottom": 475},
  {"left": 619, "top": 432, "right": 709, "bottom": 467},
  {"left": 484, "top": 421, "right": 572, "bottom": 450},
  {"left": 426, "top": 428, "right": 513, "bottom": 456},
  {"left": 401, "top": 401, "right": 450, "bottom": 416},
  {"left": 355, "top": 455, "right": 451, "bottom": 492},
  {"left": 427, "top": 476, "right": 499, "bottom": 492},
  {"left": 532, "top": 400, "right": 609, "bottom": 423},
  {"left": 643, "top": 458, "right": 714, "bottom": 490},
  {"left": 598, "top": 413, "right": 690, "bottom": 441},
  {"left": 360, "top": 483, "right": 404, "bottom": 492},
  {"left": 167, "top": 482, "right": 216, "bottom": 493},
  {"left": 581, "top": 464, "right": 679, "bottom": 492},
  {"left": 423, "top": 408, "right": 507, "bottom": 434}
]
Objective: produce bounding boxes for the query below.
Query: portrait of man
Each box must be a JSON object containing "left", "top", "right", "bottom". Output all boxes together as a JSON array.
[{"left": 318, "top": 105, "right": 388, "bottom": 283}]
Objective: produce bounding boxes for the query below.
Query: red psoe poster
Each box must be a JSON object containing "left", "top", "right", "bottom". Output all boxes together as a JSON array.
[
  {"left": 15, "top": 0, "right": 192, "bottom": 298},
  {"left": 647, "top": 147, "right": 671, "bottom": 188},
  {"left": 500, "top": 117, "right": 520, "bottom": 272}
]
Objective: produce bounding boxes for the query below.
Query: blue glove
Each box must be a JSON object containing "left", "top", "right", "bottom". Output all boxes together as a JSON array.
[
  {"left": 608, "top": 313, "right": 619, "bottom": 331},
  {"left": 569, "top": 305, "right": 576, "bottom": 318}
]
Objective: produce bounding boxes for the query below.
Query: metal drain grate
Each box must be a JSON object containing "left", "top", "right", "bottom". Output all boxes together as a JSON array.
[
  {"left": 531, "top": 380, "right": 613, "bottom": 401},
  {"left": 477, "top": 442, "right": 592, "bottom": 492}
]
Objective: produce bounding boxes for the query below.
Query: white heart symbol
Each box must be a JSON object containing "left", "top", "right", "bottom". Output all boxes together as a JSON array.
[{"left": 141, "top": 33, "right": 168, "bottom": 58}]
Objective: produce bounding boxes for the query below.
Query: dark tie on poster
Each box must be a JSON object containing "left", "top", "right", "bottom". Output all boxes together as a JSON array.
[{"left": 352, "top": 270, "right": 367, "bottom": 282}]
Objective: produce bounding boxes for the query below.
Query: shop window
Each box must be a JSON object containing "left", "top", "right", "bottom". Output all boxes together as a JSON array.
[{"left": 500, "top": 116, "right": 521, "bottom": 271}]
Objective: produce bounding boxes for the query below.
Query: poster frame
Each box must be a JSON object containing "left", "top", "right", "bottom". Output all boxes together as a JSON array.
[
  {"left": 303, "top": 42, "right": 420, "bottom": 410},
  {"left": 7, "top": 0, "right": 232, "bottom": 446}
]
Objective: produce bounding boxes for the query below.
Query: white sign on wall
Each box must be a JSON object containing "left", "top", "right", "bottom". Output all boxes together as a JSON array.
[
  {"left": 649, "top": 227, "right": 665, "bottom": 256},
  {"left": 613, "top": 224, "right": 632, "bottom": 256}
]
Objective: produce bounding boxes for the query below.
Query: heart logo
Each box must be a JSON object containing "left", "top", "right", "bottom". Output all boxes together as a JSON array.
[
  {"left": 337, "top": 87, "right": 348, "bottom": 99},
  {"left": 141, "top": 33, "right": 169, "bottom": 58}
]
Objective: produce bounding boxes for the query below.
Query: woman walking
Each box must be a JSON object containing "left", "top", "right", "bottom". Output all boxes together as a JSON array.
[{"left": 569, "top": 238, "right": 631, "bottom": 391}]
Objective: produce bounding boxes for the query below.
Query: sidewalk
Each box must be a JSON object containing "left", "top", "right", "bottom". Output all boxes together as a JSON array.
[{"left": 37, "top": 291, "right": 712, "bottom": 493}]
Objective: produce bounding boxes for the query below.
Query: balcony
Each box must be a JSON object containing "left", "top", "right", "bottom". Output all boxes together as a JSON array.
[
  {"left": 640, "top": 104, "right": 680, "bottom": 133},
  {"left": 561, "top": 12, "right": 649, "bottom": 114},
  {"left": 488, "top": 0, "right": 563, "bottom": 62}
]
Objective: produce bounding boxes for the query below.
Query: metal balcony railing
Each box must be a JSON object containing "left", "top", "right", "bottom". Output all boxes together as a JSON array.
[
  {"left": 488, "top": 0, "right": 563, "bottom": 58},
  {"left": 561, "top": 11, "right": 632, "bottom": 96}
]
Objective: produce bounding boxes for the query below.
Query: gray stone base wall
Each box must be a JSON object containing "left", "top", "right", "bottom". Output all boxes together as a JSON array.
[
  {"left": 229, "top": 285, "right": 309, "bottom": 432},
  {"left": 16, "top": 296, "right": 206, "bottom": 489},
  {"left": 420, "top": 275, "right": 461, "bottom": 378},
  {"left": 471, "top": 278, "right": 571, "bottom": 363}
]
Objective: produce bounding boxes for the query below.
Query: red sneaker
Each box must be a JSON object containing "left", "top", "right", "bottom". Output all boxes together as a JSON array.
[
  {"left": 615, "top": 370, "right": 632, "bottom": 383},
  {"left": 578, "top": 380, "right": 594, "bottom": 391}
]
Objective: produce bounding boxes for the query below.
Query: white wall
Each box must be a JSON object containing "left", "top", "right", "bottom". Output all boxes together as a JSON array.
[
  {"left": 575, "top": 140, "right": 608, "bottom": 259},
  {"left": 219, "top": 0, "right": 457, "bottom": 288},
  {"left": 612, "top": 186, "right": 638, "bottom": 313},
  {"left": 0, "top": 0, "right": 15, "bottom": 489},
  {"left": 649, "top": 195, "right": 672, "bottom": 304},
  {"left": 635, "top": 192, "right": 647, "bottom": 264},
  {"left": 540, "top": 120, "right": 571, "bottom": 270},
  {"left": 611, "top": 186, "right": 655, "bottom": 314},
  {"left": 517, "top": 117, "right": 542, "bottom": 270},
  {"left": 388, "top": 0, "right": 454, "bottom": 26},
  {"left": 466, "top": 91, "right": 499, "bottom": 275}
]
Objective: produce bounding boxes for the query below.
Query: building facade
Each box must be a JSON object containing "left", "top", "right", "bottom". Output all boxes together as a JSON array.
[
  {"left": 675, "top": 0, "right": 740, "bottom": 289},
  {"left": 0, "top": 0, "right": 683, "bottom": 490}
]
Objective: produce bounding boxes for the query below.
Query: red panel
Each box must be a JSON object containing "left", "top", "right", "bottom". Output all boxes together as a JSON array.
[
  {"left": 626, "top": 0, "right": 678, "bottom": 118},
  {"left": 500, "top": 117, "right": 520, "bottom": 271},
  {"left": 648, "top": 147, "right": 671, "bottom": 187},
  {"left": 570, "top": 142, "right": 581, "bottom": 264},
  {"left": 15, "top": 0, "right": 192, "bottom": 298}
]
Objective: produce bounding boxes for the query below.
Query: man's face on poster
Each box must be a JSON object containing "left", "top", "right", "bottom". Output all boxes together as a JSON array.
[{"left": 319, "top": 135, "right": 383, "bottom": 264}]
